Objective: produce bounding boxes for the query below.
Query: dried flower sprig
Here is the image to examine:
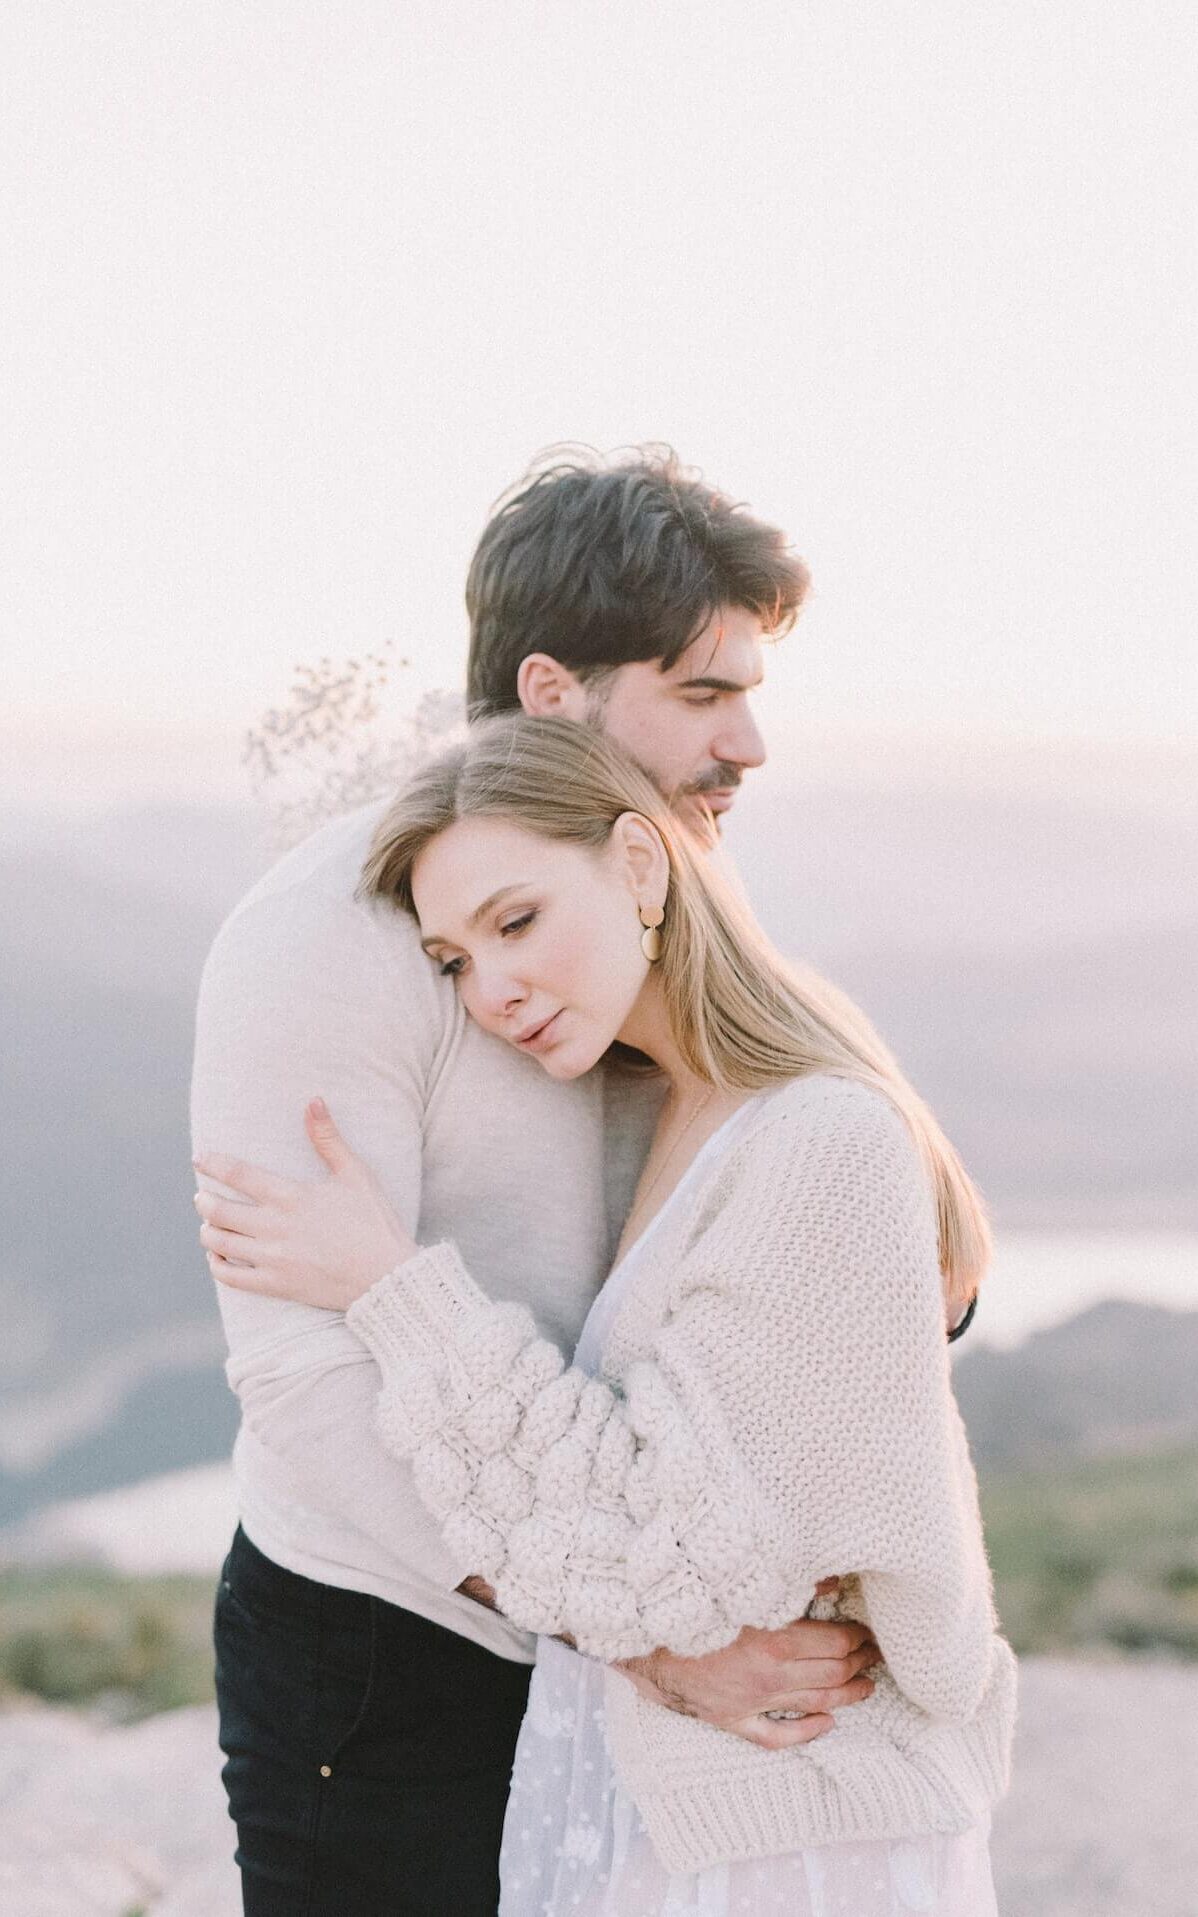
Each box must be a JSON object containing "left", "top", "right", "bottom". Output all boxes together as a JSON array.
[{"left": 244, "top": 643, "right": 467, "bottom": 849}]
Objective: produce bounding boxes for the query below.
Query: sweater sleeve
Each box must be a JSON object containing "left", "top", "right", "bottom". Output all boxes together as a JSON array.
[
  {"left": 192, "top": 845, "right": 475, "bottom": 1599},
  {"left": 347, "top": 1078, "right": 999, "bottom": 1710}
]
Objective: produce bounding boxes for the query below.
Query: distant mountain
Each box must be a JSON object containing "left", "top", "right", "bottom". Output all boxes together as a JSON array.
[
  {"left": 816, "top": 924, "right": 1197, "bottom": 1228},
  {"left": 0, "top": 809, "right": 263, "bottom": 1526},
  {"left": 954, "top": 1300, "right": 1198, "bottom": 1468},
  {"left": 730, "top": 777, "right": 1198, "bottom": 1229},
  {"left": 2, "top": 785, "right": 1195, "bottom": 1526},
  {"left": 730, "top": 775, "right": 1198, "bottom": 958}
]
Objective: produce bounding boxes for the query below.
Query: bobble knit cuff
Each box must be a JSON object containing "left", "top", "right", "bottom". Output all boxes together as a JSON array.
[{"left": 346, "top": 1241, "right": 492, "bottom": 1369}]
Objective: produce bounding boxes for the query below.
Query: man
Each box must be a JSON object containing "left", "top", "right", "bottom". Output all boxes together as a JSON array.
[{"left": 193, "top": 449, "right": 876, "bottom": 1915}]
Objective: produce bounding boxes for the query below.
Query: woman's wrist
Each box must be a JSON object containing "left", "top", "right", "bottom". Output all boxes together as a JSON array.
[{"left": 346, "top": 1242, "right": 498, "bottom": 1367}]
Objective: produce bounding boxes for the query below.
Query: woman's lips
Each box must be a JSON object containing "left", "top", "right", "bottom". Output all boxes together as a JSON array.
[{"left": 515, "top": 1010, "right": 563, "bottom": 1053}]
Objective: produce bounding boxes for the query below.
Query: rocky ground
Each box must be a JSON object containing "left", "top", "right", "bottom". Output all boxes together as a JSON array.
[{"left": 1, "top": 1658, "right": 1194, "bottom": 1916}]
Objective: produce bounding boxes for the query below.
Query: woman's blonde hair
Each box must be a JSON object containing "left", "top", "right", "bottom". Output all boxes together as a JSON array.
[{"left": 362, "top": 715, "right": 989, "bottom": 1311}]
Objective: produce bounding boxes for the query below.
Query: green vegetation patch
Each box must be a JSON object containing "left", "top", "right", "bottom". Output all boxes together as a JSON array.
[
  {"left": 981, "top": 1443, "right": 1198, "bottom": 1659},
  {"left": 3, "top": 1442, "right": 1195, "bottom": 1724},
  {"left": 0, "top": 1566, "right": 217, "bottom": 1719}
]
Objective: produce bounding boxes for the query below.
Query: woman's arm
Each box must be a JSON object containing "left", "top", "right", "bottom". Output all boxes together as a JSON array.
[
  {"left": 344, "top": 1078, "right": 1000, "bottom": 1708},
  {"left": 199, "top": 1078, "right": 998, "bottom": 1709}
]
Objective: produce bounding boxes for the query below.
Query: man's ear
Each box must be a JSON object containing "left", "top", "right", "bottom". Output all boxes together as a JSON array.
[
  {"left": 612, "top": 813, "right": 669, "bottom": 909},
  {"left": 516, "top": 653, "right": 590, "bottom": 720}
]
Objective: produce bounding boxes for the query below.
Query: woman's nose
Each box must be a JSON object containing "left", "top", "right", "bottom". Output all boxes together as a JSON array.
[{"left": 471, "top": 967, "right": 529, "bottom": 1024}]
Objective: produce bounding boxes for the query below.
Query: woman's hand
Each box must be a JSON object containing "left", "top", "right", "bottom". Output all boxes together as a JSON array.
[{"left": 193, "top": 1099, "right": 417, "bottom": 1311}]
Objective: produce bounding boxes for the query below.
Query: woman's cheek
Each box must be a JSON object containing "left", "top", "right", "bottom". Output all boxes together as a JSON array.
[{"left": 457, "top": 977, "right": 493, "bottom": 1034}]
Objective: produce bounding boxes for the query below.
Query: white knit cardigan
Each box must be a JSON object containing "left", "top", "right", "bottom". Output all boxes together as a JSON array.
[{"left": 347, "top": 1073, "right": 1017, "bottom": 1870}]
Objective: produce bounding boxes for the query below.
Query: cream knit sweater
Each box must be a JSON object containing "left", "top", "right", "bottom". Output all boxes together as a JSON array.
[{"left": 347, "top": 1072, "right": 1016, "bottom": 1870}]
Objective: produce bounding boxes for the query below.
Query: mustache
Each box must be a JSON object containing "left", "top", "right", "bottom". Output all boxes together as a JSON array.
[{"left": 686, "top": 765, "right": 744, "bottom": 797}]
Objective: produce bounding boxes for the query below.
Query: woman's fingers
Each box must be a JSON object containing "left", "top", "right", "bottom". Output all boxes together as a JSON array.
[
  {"left": 193, "top": 1190, "right": 263, "bottom": 1235},
  {"left": 304, "top": 1097, "right": 355, "bottom": 1175},
  {"left": 199, "top": 1222, "right": 261, "bottom": 1265},
  {"left": 192, "top": 1152, "right": 293, "bottom": 1204},
  {"left": 206, "top": 1248, "right": 278, "bottom": 1293}
]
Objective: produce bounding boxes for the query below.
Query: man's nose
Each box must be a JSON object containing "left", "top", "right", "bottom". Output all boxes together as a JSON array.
[{"left": 715, "top": 704, "right": 767, "bottom": 771}]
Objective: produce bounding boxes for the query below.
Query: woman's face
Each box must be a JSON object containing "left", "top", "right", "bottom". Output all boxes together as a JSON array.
[{"left": 411, "top": 816, "right": 654, "bottom": 1079}]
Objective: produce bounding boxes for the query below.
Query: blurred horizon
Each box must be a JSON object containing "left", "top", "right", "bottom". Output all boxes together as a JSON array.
[{"left": 3, "top": 713, "right": 1195, "bottom": 821}]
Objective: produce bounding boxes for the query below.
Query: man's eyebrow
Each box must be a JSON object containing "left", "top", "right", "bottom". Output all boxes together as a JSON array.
[
  {"left": 420, "top": 883, "right": 527, "bottom": 951},
  {"left": 675, "top": 673, "right": 765, "bottom": 693}
]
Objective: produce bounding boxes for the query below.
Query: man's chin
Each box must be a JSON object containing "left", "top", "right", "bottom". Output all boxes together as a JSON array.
[{"left": 677, "top": 795, "right": 726, "bottom": 841}]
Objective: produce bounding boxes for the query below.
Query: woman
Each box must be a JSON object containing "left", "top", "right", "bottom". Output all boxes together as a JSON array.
[{"left": 196, "top": 715, "right": 1016, "bottom": 1915}]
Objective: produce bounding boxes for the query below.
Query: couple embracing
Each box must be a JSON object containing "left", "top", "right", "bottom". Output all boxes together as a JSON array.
[{"left": 191, "top": 448, "right": 1016, "bottom": 1915}]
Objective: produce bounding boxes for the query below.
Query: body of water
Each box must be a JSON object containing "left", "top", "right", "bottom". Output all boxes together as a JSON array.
[{"left": 975, "top": 1230, "right": 1198, "bottom": 1348}]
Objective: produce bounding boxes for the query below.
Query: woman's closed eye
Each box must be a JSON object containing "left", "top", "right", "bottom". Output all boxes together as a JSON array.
[
  {"left": 435, "top": 910, "right": 538, "bottom": 978},
  {"left": 500, "top": 909, "right": 537, "bottom": 938}
]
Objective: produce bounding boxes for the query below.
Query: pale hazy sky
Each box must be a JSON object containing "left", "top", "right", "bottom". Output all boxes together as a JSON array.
[{"left": 3, "top": 1, "right": 1195, "bottom": 808}]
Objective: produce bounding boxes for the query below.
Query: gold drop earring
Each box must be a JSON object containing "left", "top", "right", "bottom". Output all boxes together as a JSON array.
[{"left": 639, "top": 903, "right": 665, "bottom": 962}]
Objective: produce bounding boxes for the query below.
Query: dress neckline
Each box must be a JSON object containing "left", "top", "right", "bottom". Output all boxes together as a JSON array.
[
  {"left": 575, "top": 1088, "right": 781, "bottom": 1379},
  {"left": 608, "top": 1093, "right": 767, "bottom": 1283}
]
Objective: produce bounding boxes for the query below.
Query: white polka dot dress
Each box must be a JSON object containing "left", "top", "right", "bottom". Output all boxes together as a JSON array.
[
  {"left": 499, "top": 1636, "right": 996, "bottom": 1916},
  {"left": 497, "top": 1105, "right": 999, "bottom": 1916}
]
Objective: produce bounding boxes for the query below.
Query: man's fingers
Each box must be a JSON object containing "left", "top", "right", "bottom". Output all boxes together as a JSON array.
[
  {"left": 769, "top": 1676, "right": 875, "bottom": 1716},
  {"left": 767, "top": 1618, "right": 876, "bottom": 1662},
  {"left": 840, "top": 1644, "right": 883, "bottom": 1681},
  {"left": 736, "top": 1711, "right": 835, "bottom": 1752},
  {"left": 776, "top": 1644, "right": 880, "bottom": 1691}
]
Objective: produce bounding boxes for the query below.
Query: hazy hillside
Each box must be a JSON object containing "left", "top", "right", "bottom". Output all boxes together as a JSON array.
[
  {"left": 0, "top": 811, "right": 261, "bottom": 1524},
  {"left": 953, "top": 1300, "right": 1198, "bottom": 1466},
  {"left": 732, "top": 777, "right": 1198, "bottom": 1228},
  {"left": 1, "top": 770, "right": 1194, "bottom": 1525}
]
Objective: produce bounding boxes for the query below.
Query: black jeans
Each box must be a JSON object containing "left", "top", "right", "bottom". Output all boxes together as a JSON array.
[{"left": 214, "top": 1526, "right": 532, "bottom": 1916}]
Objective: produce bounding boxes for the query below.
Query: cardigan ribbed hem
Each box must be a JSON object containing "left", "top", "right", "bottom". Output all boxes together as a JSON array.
[
  {"left": 639, "top": 1724, "right": 1009, "bottom": 1875},
  {"left": 606, "top": 1638, "right": 1017, "bottom": 1874}
]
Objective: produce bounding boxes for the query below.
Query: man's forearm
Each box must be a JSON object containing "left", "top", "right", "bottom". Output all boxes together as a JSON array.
[{"left": 457, "top": 1574, "right": 581, "bottom": 1649}]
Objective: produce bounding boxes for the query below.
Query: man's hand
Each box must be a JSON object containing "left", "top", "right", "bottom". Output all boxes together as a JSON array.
[
  {"left": 616, "top": 1601, "right": 880, "bottom": 1750},
  {"left": 457, "top": 1575, "right": 501, "bottom": 1613}
]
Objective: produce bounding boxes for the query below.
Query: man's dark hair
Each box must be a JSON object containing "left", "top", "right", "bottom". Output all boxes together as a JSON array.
[{"left": 465, "top": 445, "right": 810, "bottom": 719}]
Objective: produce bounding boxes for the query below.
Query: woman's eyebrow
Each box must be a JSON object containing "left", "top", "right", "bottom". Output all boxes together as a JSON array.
[{"left": 420, "top": 883, "right": 528, "bottom": 952}]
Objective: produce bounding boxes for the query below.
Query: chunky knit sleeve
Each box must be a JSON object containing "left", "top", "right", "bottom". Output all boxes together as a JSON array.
[
  {"left": 346, "top": 1076, "right": 998, "bottom": 1708},
  {"left": 345, "top": 1237, "right": 794, "bottom": 1662}
]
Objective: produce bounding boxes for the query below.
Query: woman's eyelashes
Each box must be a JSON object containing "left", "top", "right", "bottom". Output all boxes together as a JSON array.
[
  {"left": 500, "top": 909, "right": 537, "bottom": 938},
  {"left": 435, "top": 910, "right": 538, "bottom": 978}
]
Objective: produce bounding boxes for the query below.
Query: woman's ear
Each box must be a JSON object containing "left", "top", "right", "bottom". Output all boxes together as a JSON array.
[{"left": 612, "top": 812, "right": 669, "bottom": 912}]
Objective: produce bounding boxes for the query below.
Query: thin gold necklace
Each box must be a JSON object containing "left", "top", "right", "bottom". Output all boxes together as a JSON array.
[{"left": 620, "top": 1085, "right": 716, "bottom": 1253}]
